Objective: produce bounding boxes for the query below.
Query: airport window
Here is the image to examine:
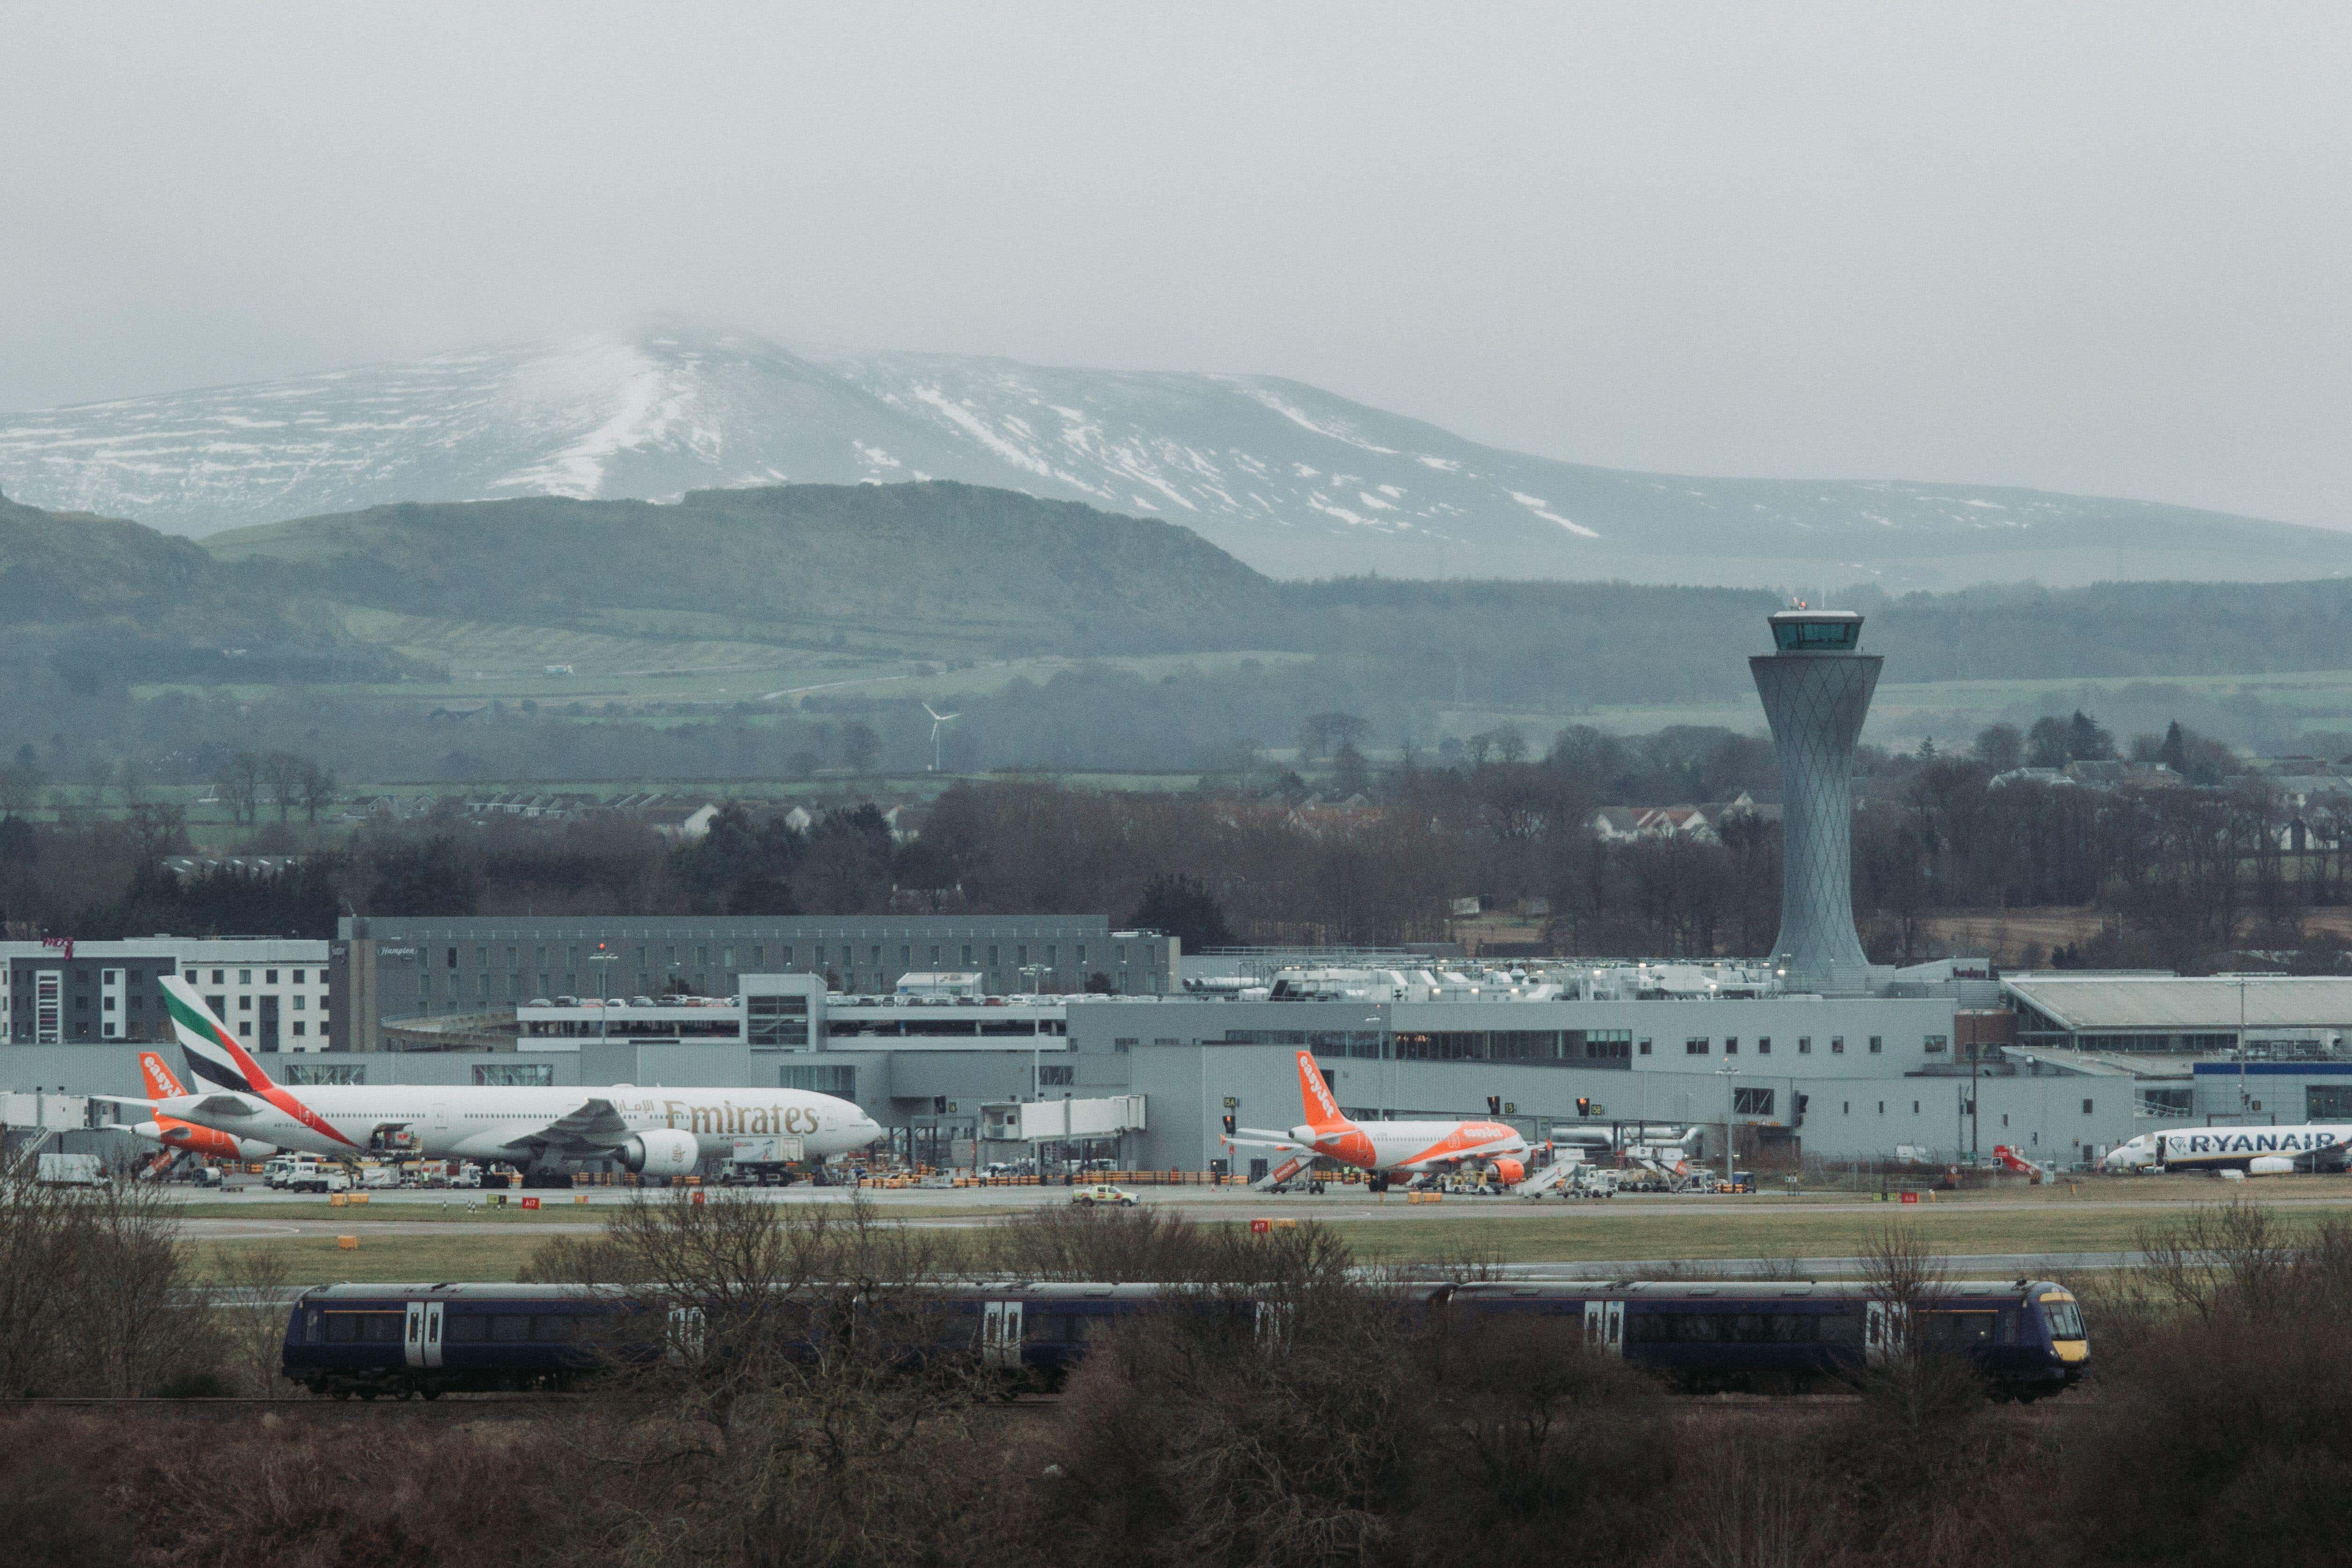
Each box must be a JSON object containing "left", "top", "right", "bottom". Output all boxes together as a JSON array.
[
  {"left": 1039, "top": 1064, "right": 1075, "bottom": 1087},
  {"left": 1732, "top": 1087, "right": 1774, "bottom": 1116},
  {"left": 2082, "top": 1098, "right": 2094, "bottom": 1115},
  {"left": 1757, "top": 1037, "right": 1771, "bottom": 1055},
  {"left": 206, "top": 994, "right": 226, "bottom": 1015},
  {"left": 292, "top": 1022, "right": 305, "bottom": 1036},
  {"left": 186, "top": 969, "right": 197, "bottom": 983},
  {"left": 239, "top": 969, "right": 252, "bottom": 984},
  {"left": 2002, "top": 1114, "right": 2009, "bottom": 1127},
  {"left": 536, "top": 946, "right": 548, "bottom": 968},
  {"left": 1113, "top": 1037, "right": 1136, "bottom": 1052},
  {"left": 443, "top": 949, "right": 457, "bottom": 970},
  {"left": 1831, "top": 1037, "right": 1844, "bottom": 1054},
  {"left": 1798, "top": 1037, "right": 1810, "bottom": 1054},
  {"left": 568, "top": 946, "right": 579, "bottom": 970},
  {"left": 474, "top": 949, "right": 487, "bottom": 969},
  {"left": 750, "top": 945, "right": 763, "bottom": 967},
  {"left": 284, "top": 1062, "right": 364, "bottom": 1084},
  {"left": 1017, "top": 945, "right": 1029, "bottom": 966},
  {"left": 963, "top": 945, "right": 975, "bottom": 966},
  {"left": 989, "top": 946, "right": 1000, "bottom": 967},
  {"left": 1076, "top": 944, "right": 1087, "bottom": 965},
  {"left": 1868, "top": 1036, "right": 1882, "bottom": 1054},
  {"left": 295, "top": 970, "right": 307, "bottom": 984},
  {"left": 1685, "top": 1038, "right": 1709, "bottom": 1055},
  {"left": 212, "top": 969, "right": 224, "bottom": 984},
  {"left": 1924, "top": 1034, "right": 1947, "bottom": 1053},
  {"left": 635, "top": 946, "right": 647, "bottom": 967},
  {"left": 871, "top": 945, "right": 882, "bottom": 966},
  {"left": 239, "top": 994, "right": 252, "bottom": 1010},
  {"left": 2310, "top": 1087, "right": 2352, "bottom": 1119},
  {"left": 781, "top": 1065, "right": 856, "bottom": 1094},
  {"left": 1724, "top": 1037, "right": 1738, "bottom": 1055},
  {"left": 475, "top": 1063, "right": 554, "bottom": 1087},
  {"left": 783, "top": 946, "right": 795, "bottom": 965},
  {"left": 1877, "top": 1101, "right": 1885, "bottom": 1114},
  {"left": 1843, "top": 1101, "right": 1850, "bottom": 1114},
  {"left": 1912, "top": 1100, "right": 1920, "bottom": 1114},
  {"left": 721, "top": 947, "right": 733, "bottom": 969},
  {"left": 1638, "top": 1038, "right": 1652, "bottom": 1055},
  {"left": 102, "top": 995, "right": 114, "bottom": 1011}
]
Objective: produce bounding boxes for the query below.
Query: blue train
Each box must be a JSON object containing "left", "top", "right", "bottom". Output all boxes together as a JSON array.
[{"left": 281, "top": 1277, "right": 2087, "bottom": 1400}]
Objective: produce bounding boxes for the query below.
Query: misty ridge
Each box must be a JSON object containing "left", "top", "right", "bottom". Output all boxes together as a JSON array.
[{"left": 7, "top": 480, "right": 2352, "bottom": 787}]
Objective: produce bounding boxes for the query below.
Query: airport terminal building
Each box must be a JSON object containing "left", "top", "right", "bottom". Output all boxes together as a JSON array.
[{"left": 0, "top": 609, "right": 2317, "bottom": 1174}]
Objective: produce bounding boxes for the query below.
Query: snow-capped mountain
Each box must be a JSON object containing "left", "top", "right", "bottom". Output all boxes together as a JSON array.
[{"left": 2, "top": 325, "right": 2343, "bottom": 589}]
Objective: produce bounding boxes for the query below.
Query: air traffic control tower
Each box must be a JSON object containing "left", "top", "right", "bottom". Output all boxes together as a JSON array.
[{"left": 1752, "top": 610, "right": 1881, "bottom": 994}]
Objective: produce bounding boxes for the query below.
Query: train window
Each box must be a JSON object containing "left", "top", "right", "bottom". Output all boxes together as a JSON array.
[
  {"left": 1921, "top": 1311, "right": 1997, "bottom": 1350},
  {"left": 361, "top": 1313, "right": 404, "bottom": 1343},
  {"left": 1024, "top": 1313, "right": 1085, "bottom": 1343},
  {"left": 326, "top": 1314, "right": 361, "bottom": 1343},
  {"left": 532, "top": 1316, "right": 577, "bottom": 1342},
  {"left": 492, "top": 1315, "right": 532, "bottom": 1342},
  {"left": 445, "top": 1314, "right": 487, "bottom": 1344},
  {"left": 303, "top": 1310, "right": 323, "bottom": 1343},
  {"left": 2040, "top": 1298, "right": 2085, "bottom": 1340},
  {"left": 1817, "top": 1311, "right": 1862, "bottom": 1345}
]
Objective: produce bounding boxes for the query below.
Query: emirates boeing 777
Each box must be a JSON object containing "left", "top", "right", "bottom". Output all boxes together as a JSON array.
[
  {"left": 107, "top": 978, "right": 883, "bottom": 1180},
  {"left": 1225, "top": 1050, "right": 1531, "bottom": 1190}
]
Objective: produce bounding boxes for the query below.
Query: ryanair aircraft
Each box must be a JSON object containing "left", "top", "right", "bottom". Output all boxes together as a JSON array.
[{"left": 2102, "top": 1124, "right": 2352, "bottom": 1176}]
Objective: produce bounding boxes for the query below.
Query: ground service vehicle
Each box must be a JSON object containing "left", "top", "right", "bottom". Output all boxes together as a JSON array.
[
  {"left": 284, "top": 1277, "right": 2087, "bottom": 1401},
  {"left": 1071, "top": 1184, "right": 1138, "bottom": 1207}
]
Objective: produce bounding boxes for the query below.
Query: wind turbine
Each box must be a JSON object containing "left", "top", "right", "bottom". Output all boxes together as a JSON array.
[{"left": 922, "top": 703, "right": 961, "bottom": 773}]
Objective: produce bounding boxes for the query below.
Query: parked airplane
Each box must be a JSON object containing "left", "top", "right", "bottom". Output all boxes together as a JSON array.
[
  {"left": 127, "top": 1051, "right": 279, "bottom": 1162},
  {"left": 2101, "top": 1124, "right": 2352, "bottom": 1176},
  {"left": 1224, "top": 1050, "right": 1530, "bottom": 1190},
  {"left": 108, "top": 978, "right": 884, "bottom": 1183}
]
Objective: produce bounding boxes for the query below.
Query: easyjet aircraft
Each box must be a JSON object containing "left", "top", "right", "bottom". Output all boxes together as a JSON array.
[
  {"left": 127, "top": 1051, "right": 279, "bottom": 1162},
  {"left": 107, "top": 978, "right": 883, "bottom": 1181},
  {"left": 1225, "top": 1049, "right": 1531, "bottom": 1189}
]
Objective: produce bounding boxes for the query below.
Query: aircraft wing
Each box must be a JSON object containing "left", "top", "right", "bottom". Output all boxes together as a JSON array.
[
  {"left": 1224, "top": 1127, "right": 1306, "bottom": 1151},
  {"left": 95, "top": 1091, "right": 261, "bottom": 1118},
  {"left": 527, "top": 1097, "right": 632, "bottom": 1153}
]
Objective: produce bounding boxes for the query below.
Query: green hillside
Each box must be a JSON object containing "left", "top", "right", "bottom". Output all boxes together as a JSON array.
[{"left": 206, "top": 482, "right": 1282, "bottom": 657}]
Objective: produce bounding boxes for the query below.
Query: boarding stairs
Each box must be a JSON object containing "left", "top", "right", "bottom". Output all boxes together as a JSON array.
[
  {"left": 1991, "top": 1144, "right": 2052, "bottom": 1184},
  {"left": 1252, "top": 1154, "right": 1314, "bottom": 1193}
]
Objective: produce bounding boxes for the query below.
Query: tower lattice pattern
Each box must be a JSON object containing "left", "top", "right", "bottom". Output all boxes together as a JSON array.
[{"left": 1749, "top": 652, "right": 1882, "bottom": 994}]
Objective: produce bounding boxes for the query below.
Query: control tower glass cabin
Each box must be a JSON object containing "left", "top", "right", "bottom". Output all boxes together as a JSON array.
[{"left": 1749, "top": 610, "right": 1881, "bottom": 994}]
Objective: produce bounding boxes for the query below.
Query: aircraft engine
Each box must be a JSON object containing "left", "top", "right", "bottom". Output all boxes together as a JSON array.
[
  {"left": 2248, "top": 1156, "right": 2298, "bottom": 1176},
  {"left": 618, "top": 1129, "right": 700, "bottom": 1176},
  {"left": 1490, "top": 1157, "right": 1526, "bottom": 1186}
]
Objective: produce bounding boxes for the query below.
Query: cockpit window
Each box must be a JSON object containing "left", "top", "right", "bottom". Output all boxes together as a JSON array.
[{"left": 2040, "top": 1296, "right": 2085, "bottom": 1340}]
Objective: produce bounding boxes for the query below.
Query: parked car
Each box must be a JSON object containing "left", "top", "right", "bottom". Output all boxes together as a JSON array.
[{"left": 1071, "top": 1184, "right": 1139, "bottom": 1207}]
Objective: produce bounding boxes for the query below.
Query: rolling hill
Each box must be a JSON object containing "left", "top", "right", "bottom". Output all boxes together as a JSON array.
[{"left": 7, "top": 325, "right": 2346, "bottom": 590}]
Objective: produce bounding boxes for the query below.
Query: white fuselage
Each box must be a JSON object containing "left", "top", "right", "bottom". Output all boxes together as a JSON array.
[
  {"left": 1285, "top": 1117, "right": 1530, "bottom": 1174},
  {"left": 148, "top": 1083, "right": 883, "bottom": 1167},
  {"left": 2103, "top": 1124, "right": 2352, "bottom": 1173}
]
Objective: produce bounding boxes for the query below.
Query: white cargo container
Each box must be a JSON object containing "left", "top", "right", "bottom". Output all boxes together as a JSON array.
[{"left": 37, "top": 1152, "right": 103, "bottom": 1186}]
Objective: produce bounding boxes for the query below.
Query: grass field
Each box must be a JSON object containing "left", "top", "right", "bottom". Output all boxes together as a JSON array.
[{"left": 187, "top": 1178, "right": 2352, "bottom": 1286}]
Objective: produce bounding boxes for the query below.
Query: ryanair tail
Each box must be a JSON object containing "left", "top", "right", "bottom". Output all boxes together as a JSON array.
[
  {"left": 1295, "top": 1050, "right": 1350, "bottom": 1133},
  {"left": 138, "top": 1050, "right": 188, "bottom": 1100},
  {"left": 159, "top": 976, "right": 278, "bottom": 1096}
]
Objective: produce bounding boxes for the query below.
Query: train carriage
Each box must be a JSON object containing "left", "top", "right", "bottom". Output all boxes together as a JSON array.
[{"left": 283, "top": 1276, "right": 2087, "bottom": 1400}]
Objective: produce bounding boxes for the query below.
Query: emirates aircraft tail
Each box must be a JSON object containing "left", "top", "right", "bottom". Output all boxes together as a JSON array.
[{"left": 160, "top": 977, "right": 279, "bottom": 1095}]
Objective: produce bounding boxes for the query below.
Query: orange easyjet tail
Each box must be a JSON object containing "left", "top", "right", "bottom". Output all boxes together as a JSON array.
[
  {"left": 1295, "top": 1050, "right": 1351, "bottom": 1132},
  {"left": 139, "top": 1051, "right": 188, "bottom": 1100}
]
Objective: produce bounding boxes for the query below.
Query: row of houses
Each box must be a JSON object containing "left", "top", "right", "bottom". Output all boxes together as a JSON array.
[{"left": 342, "top": 792, "right": 936, "bottom": 845}]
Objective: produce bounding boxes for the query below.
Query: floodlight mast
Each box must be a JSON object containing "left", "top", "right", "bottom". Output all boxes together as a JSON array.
[{"left": 1750, "top": 608, "right": 1881, "bottom": 995}]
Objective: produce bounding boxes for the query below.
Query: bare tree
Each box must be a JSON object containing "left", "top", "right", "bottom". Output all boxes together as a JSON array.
[
  {"left": 262, "top": 751, "right": 305, "bottom": 824},
  {"left": 215, "top": 752, "right": 262, "bottom": 827},
  {"left": 298, "top": 759, "right": 338, "bottom": 824}
]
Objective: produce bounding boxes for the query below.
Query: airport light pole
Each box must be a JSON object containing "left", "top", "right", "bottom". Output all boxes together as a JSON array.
[
  {"left": 1715, "top": 1061, "right": 1740, "bottom": 1189},
  {"left": 588, "top": 946, "right": 619, "bottom": 1049}
]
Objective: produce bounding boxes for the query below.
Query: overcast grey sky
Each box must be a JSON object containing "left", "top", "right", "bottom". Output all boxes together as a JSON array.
[{"left": 3, "top": 3, "right": 2346, "bottom": 527}]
